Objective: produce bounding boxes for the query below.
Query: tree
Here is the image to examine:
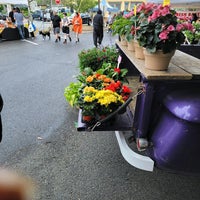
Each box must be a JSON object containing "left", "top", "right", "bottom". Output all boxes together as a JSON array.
[
  {"left": 35, "top": 0, "right": 97, "bottom": 13},
  {"left": 75, "top": 0, "right": 97, "bottom": 13}
]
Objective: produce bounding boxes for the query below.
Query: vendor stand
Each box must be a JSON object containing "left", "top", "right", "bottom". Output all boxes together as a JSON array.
[
  {"left": 0, "top": 0, "right": 29, "bottom": 41},
  {"left": 0, "top": 20, "right": 29, "bottom": 40},
  {"left": 78, "top": 41, "right": 200, "bottom": 174},
  {"left": 116, "top": 42, "right": 200, "bottom": 174}
]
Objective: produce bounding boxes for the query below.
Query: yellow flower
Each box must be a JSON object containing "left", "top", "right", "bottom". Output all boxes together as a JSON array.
[
  {"left": 83, "top": 86, "right": 96, "bottom": 94},
  {"left": 84, "top": 96, "right": 94, "bottom": 102},
  {"left": 94, "top": 90, "right": 124, "bottom": 106}
]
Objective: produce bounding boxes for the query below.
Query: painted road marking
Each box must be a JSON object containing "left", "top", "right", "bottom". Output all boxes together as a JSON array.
[{"left": 23, "top": 39, "right": 39, "bottom": 46}]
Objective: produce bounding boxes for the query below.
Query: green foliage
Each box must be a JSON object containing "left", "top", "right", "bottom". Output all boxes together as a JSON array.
[
  {"left": 183, "top": 22, "right": 200, "bottom": 44},
  {"left": 0, "top": 5, "right": 3, "bottom": 12},
  {"left": 76, "top": 0, "right": 97, "bottom": 13},
  {"left": 112, "top": 17, "right": 132, "bottom": 36},
  {"left": 96, "top": 63, "right": 128, "bottom": 83},
  {"left": 78, "top": 46, "right": 119, "bottom": 72},
  {"left": 64, "top": 82, "right": 82, "bottom": 107}
]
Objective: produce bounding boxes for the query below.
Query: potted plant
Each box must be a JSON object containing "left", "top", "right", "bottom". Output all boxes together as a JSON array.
[
  {"left": 183, "top": 22, "right": 200, "bottom": 45},
  {"left": 78, "top": 74, "right": 132, "bottom": 123},
  {"left": 64, "top": 82, "right": 82, "bottom": 108},
  {"left": 64, "top": 46, "right": 132, "bottom": 124},
  {"left": 123, "top": 11, "right": 137, "bottom": 51},
  {"left": 179, "top": 21, "right": 200, "bottom": 59},
  {"left": 78, "top": 46, "right": 119, "bottom": 72},
  {"left": 135, "top": 3, "right": 194, "bottom": 70},
  {"left": 112, "top": 15, "right": 132, "bottom": 45}
]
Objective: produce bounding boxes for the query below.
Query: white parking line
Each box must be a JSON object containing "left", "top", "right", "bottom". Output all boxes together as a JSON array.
[{"left": 22, "top": 39, "right": 39, "bottom": 45}]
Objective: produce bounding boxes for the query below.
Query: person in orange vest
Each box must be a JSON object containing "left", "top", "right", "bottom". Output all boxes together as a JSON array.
[{"left": 72, "top": 12, "right": 82, "bottom": 43}]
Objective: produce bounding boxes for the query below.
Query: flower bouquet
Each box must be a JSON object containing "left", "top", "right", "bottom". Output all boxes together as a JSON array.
[{"left": 78, "top": 74, "right": 132, "bottom": 123}]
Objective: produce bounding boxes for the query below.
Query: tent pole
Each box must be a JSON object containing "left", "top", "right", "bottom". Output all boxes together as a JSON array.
[{"left": 98, "top": 0, "right": 100, "bottom": 9}]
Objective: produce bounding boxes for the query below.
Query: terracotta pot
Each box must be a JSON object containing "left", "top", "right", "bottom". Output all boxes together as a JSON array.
[
  {"left": 134, "top": 41, "right": 145, "bottom": 60},
  {"left": 127, "top": 40, "right": 135, "bottom": 52},
  {"left": 120, "top": 35, "right": 128, "bottom": 46},
  {"left": 82, "top": 115, "right": 93, "bottom": 123},
  {"left": 143, "top": 49, "right": 175, "bottom": 71}
]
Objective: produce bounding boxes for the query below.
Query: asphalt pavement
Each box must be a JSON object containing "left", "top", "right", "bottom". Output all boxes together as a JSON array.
[{"left": 0, "top": 22, "right": 200, "bottom": 200}]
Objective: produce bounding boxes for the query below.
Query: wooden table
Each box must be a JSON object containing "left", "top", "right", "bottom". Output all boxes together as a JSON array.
[
  {"left": 116, "top": 41, "right": 200, "bottom": 139},
  {"left": 114, "top": 42, "right": 200, "bottom": 172},
  {"left": 116, "top": 41, "right": 200, "bottom": 80}
]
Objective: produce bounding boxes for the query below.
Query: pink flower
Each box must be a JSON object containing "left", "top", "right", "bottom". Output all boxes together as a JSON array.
[
  {"left": 159, "top": 30, "right": 169, "bottom": 40},
  {"left": 167, "top": 25, "right": 175, "bottom": 31},
  {"left": 148, "top": 10, "right": 161, "bottom": 22},
  {"left": 182, "top": 22, "right": 194, "bottom": 31},
  {"left": 176, "top": 23, "right": 184, "bottom": 32},
  {"left": 137, "top": 2, "right": 146, "bottom": 13},
  {"left": 161, "top": 5, "right": 171, "bottom": 16},
  {"left": 124, "top": 11, "right": 134, "bottom": 19}
]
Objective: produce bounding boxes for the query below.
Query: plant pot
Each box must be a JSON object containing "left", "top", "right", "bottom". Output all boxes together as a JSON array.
[
  {"left": 120, "top": 35, "right": 128, "bottom": 46},
  {"left": 143, "top": 49, "right": 175, "bottom": 71},
  {"left": 82, "top": 115, "right": 94, "bottom": 123},
  {"left": 127, "top": 40, "right": 135, "bottom": 52},
  {"left": 134, "top": 41, "right": 145, "bottom": 60}
]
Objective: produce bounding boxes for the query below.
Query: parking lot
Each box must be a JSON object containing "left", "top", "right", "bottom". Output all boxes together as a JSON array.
[{"left": 1, "top": 25, "right": 200, "bottom": 200}]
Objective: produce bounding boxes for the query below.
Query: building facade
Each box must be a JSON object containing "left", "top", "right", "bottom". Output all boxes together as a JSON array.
[{"left": 107, "top": 0, "right": 146, "bottom": 11}]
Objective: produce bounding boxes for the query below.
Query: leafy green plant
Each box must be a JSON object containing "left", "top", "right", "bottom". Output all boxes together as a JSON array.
[
  {"left": 96, "top": 63, "right": 128, "bottom": 83},
  {"left": 111, "top": 16, "right": 132, "bottom": 36},
  {"left": 64, "top": 82, "right": 82, "bottom": 107},
  {"left": 78, "top": 46, "right": 119, "bottom": 72},
  {"left": 183, "top": 22, "right": 200, "bottom": 44}
]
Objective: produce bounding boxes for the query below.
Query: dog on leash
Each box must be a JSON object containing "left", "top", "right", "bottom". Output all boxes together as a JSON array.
[{"left": 39, "top": 27, "right": 51, "bottom": 40}]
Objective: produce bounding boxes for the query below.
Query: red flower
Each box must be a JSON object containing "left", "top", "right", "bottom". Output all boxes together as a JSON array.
[
  {"left": 115, "top": 81, "right": 121, "bottom": 88},
  {"left": 122, "top": 95, "right": 129, "bottom": 101},
  {"left": 105, "top": 85, "right": 116, "bottom": 92},
  {"left": 105, "top": 81, "right": 121, "bottom": 92},
  {"left": 122, "top": 85, "right": 132, "bottom": 94},
  {"left": 114, "top": 68, "right": 121, "bottom": 74}
]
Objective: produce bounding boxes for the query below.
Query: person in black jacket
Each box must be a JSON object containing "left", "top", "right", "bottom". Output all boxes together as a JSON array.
[
  {"left": 9, "top": 7, "right": 16, "bottom": 24},
  {"left": 51, "top": 11, "right": 61, "bottom": 42},
  {"left": 93, "top": 9, "right": 104, "bottom": 48}
]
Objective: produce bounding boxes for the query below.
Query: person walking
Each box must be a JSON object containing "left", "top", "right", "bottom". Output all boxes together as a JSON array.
[
  {"left": 51, "top": 11, "right": 61, "bottom": 43},
  {"left": 72, "top": 12, "right": 82, "bottom": 43},
  {"left": 14, "top": 7, "right": 25, "bottom": 40},
  {"left": 93, "top": 9, "right": 104, "bottom": 48},
  {"left": 9, "top": 7, "right": 16, "bottom": 24},
  {"left": 62, "top": 12, "right": 72, "bottom": 44}
]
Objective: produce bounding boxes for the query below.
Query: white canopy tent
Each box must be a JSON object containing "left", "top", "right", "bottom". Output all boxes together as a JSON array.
[
  {"left": 0, "top": 0, "right": 28, "bottom": 15},
  {"left": 92, "top": 0, "right": 119, "bottom": 13},
  {"left": 0, "top": 0, "right": 28, "bottom": 4}
]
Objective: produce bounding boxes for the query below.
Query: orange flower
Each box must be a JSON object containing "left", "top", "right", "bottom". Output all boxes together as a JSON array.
[
  {"left": 98, "top": 75, "right": 106, "bottom": 80},
  {"left": 86, "top": 76, "right": 94, "bottom": 82},
  {"left": 103, "top": 77, "right": 111, "bottom": 83}
]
